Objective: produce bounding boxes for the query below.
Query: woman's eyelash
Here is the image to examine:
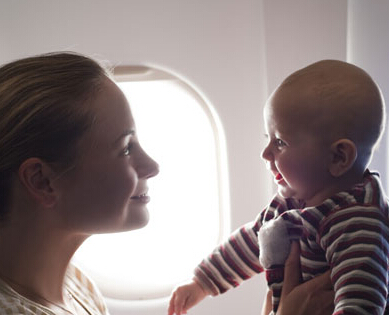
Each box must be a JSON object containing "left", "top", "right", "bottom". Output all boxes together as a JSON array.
[{"left": 123, "top": 143, "right": 133, "bottom": 156}]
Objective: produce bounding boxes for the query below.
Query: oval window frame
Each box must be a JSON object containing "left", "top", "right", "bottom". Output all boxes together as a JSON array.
[{"left": 72, "top": 65, "right": 231, "bottom": 303}]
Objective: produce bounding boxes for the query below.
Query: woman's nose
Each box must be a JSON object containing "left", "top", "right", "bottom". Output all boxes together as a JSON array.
[{"left": 137, "top": 150, "right": 159, "bottom": 179}]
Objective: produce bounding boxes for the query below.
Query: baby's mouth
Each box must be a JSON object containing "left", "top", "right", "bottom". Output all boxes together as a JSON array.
[{"left": 275, "top": 173, "right": 283, "bottom": 181}]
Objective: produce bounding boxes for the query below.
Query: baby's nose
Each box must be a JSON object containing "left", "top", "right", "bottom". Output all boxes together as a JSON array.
[{"left": 261, "top": 145, "right": 273, "bottom": 161}]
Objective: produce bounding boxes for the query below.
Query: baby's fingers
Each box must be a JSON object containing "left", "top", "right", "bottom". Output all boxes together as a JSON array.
[
  {"left": 168, "top": 292, "right": 182, "bottom": 315},
  {"left": 167, "top": 292, "right": 176, "bottom": 315},
  {"left": 167, "top": 290, "right": 188, "bottom": 315},
  {"left": 167, "top": 279, "right": 209, "bottom": 315},
  {"left": 167, "top": 293, "right": 176, "bottom": 315}
]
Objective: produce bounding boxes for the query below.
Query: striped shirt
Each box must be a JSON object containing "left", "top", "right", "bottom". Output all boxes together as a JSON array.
[
  {"left": 0, "top": 264, "right": 109, "bottom": 315},
  {"left": 195, "top": 171, "right": 389, "bottom": 315}
]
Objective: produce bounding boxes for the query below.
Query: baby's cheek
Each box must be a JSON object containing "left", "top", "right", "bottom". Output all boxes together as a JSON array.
[{"left": 280, "top": 160, "right": 304, "bottom": 182}]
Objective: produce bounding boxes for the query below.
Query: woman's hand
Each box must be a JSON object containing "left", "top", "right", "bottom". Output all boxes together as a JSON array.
[{"left": 276, "top": 242, "right": 334, "bottom": 315}]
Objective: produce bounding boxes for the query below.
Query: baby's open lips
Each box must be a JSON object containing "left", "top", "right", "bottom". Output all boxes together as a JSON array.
[
  {"left": 275, "top": 173, "right": 283, "bottom": 181},
  {"left": 270, "top": 167, "right": 284, "bottom": 182}
]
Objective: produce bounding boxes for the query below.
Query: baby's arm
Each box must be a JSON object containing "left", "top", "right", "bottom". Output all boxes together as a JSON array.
[
  {"left": 168, "top": 219, "right": 263, "bottom": 315},
  {"left": 193, "top": 196, "right": 301, "bottom": 295},
  {"left": 167, "top": 195, "right": 298, "bottom": 315},
  {"left": 194, "top": 218, "right": 264, "bottom": 294},
  {"left": 322, "top": 205, "right": 389, "bottom": 314}
]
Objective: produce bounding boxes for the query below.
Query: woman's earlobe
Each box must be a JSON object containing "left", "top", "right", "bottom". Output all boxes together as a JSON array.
[
  {"left": 18, "top": 158, "right": 57, "bottom": 208},
  {"left": 328, "top": 139, "right": 357, "bottom": 177}
]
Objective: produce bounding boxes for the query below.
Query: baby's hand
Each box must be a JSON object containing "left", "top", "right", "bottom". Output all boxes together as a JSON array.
[{"left": 167, "top": 279, "right": 210, "bottom": 315}]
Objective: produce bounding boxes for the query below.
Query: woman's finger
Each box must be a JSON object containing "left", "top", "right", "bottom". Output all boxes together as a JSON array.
[
  {"left": 281, "top": 241, "right": 301, "bottom": 297},
  {"left": 277, "top": 246, "right": 334, "bottom": 315},
  {"left": 260, "top": 289, "right": 273, "bottom": 315},
  {"left": 305, "top": 270, "right": 332, "bottom": 290}
]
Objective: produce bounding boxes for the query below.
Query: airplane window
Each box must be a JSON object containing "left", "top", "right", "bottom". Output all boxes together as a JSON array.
[{"left": 72, "top": 67, "right": 229, "bottom": 301}]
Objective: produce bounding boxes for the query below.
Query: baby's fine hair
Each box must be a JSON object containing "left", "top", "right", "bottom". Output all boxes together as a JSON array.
[
  {"left": 0, "top": 52, "right": 111, "bottom": 219},
  {"left": 281, "top": 60, "right": 386, "bottom": 160}
]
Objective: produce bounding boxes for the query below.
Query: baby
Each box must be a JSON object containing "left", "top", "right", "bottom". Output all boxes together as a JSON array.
[{"left": 168, "top": 60, "right": 389, "bottom": 315}]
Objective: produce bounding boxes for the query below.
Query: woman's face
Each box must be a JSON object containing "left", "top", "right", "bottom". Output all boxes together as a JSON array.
[{"left": 55, "top": 78, "right": 159, "bottom": 234}]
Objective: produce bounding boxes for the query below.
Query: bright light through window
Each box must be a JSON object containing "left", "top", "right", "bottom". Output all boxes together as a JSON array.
[{"left": 73, "top": 71, "right": 228, "bottom": 301}]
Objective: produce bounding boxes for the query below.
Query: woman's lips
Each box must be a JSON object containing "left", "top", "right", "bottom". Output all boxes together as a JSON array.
[
  {"left": 275, "top": 173, "right": 283, "bottom": 181},
  {"left": 131, "top": 193, "right": 150, "bottom": 203}
]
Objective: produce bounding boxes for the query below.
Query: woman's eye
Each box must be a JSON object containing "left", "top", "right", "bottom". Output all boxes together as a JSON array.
[{"left": 123, "top": 143, "right": 133, "bottom": 156}]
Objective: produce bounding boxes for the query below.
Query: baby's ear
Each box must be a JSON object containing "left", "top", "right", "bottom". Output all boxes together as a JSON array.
[
  {"left": 18, "top": 158, "right": 58, "bottom": 208},
  {"left": 329, "top": 139, "right": 357, "bottom": 177}
]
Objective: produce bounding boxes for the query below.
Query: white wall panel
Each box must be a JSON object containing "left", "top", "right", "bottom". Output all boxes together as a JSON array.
[{"left": 2, "top": 1, "right": 381, "bottom": 314}]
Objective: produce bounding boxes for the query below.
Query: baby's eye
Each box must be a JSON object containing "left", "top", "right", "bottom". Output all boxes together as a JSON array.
[{"left": 276, "top": 138, "right": 286, "bottom": 148}]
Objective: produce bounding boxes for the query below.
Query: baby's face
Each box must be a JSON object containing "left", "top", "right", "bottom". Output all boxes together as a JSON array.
[{"left": 261, "top": 87, "right": 334, "bottom": 206}]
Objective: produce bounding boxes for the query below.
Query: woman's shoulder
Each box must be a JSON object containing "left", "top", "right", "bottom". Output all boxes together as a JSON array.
[
  {"left": 0, "top": 265, "right": 109, "bottom": 315},
  {"left": 66, "top": 263, "right": 109, "bottom": 315},
  {"left": 0, "top": 279, "right": 49, "bottom": 315}
]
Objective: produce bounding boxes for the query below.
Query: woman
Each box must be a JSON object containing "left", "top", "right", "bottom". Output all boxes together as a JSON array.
[
  {"left": 0, "top": 52, "right": 159, "bottom": 314},
  {"left": 0, "top": 52, "right": 332, "bottom": 315},
  {"left": 262, "top": 242, "right": 334, "bottom": 315}
]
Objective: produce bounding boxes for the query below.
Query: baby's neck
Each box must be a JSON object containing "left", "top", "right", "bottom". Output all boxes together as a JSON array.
[{"left": 305, "top": 169, "right": 366, "bottom": 207}]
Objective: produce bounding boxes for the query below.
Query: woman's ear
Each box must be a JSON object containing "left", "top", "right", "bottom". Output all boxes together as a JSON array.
[
  {"left": 329, "top": 139, "right": 357, "bottom": 177},
  {"left": 18, "top": 158, "right": 58, "bottom": 208}
]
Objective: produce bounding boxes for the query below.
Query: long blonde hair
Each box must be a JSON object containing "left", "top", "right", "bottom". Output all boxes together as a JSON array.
[{"left": 0, "top": 52, "right": 110, "bottom": 219}]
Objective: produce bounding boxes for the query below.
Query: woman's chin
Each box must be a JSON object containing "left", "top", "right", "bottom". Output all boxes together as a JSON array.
[
  {"left": 125, "top": 208, "right": 150, "bottom": 230},
  {"left": 99, "top": 209, "right": 150, "bottom": 234}
]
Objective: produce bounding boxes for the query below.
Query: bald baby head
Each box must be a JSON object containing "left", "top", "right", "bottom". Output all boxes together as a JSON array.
[{"left": 268, "top": 60, "right": 385, "bottom": 167}]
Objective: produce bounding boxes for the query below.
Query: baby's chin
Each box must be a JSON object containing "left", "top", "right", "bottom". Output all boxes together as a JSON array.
[{"left": 277, "top": 185, "right": 297, "bottom": 199}]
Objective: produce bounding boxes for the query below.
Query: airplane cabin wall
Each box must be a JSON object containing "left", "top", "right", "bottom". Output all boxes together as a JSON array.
[{"left": 1, "top": 1, "right": 388, "bottom": 314}]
